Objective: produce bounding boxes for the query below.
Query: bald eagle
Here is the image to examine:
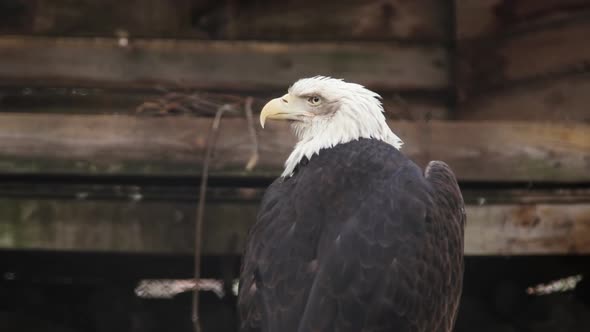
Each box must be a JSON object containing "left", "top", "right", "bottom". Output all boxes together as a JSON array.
[{"left": 238, "top": 77, "right": 465, "bottom": 332}]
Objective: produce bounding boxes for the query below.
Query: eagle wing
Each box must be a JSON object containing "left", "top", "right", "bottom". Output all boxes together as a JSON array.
[{"left": 296, "top": 161, "right": 464, "bottom": 332}]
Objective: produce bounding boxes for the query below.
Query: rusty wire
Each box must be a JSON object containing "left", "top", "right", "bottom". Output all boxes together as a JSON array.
[
  {"left": 139, "top": 92, "right": 260, "bottom": 332},
  {"left": 192, "top": 104, "right": 233, "bottom": 332},
  {"left": 136, "top": 91, "right": 261, "bottom": 117},
  {"left": 137, "top": 91, "right": 260, "bottom": 331}
]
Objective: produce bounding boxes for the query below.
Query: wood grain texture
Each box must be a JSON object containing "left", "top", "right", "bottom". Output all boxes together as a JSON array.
[
  {"left": 0, "top": 37, "right": 448, "bottom": 91},
  {"left": 0, "top": 198, "right": 255, "bottom": 255},
  {"left": 0, "top": 89, "right": 450, "bottom": 120},
  {"left": 2, "top": 0, "right": 450, "bottom": 42},
  {"left": 456, "top": 0, "right": 590, "bottom": 40},
  {"left": 456, "top": 1, "right": 590, "bottom": 120},
  {"left": 457, "top": 16, "right": 590, "bottom": 97},
  {"left": 457, "top": 73, "right": 590, "bottom": 122},
  {"left": 0, "top": 114, "right": 588, "bottom": 182},
  {"left": 1, "top": 197, "right": 588, "bottom": 255},
  {"left": 204, "top": 0, "right": 451, "bottom": 42},
  {"left": 466, "top": 204, "right": 590, "bottom": 255},
  {"left": 30, "top": 0, "right": 193, "bottom": 37}
]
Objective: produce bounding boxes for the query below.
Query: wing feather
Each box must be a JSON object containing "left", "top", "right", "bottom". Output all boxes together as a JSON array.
[{"left": 238, "top": 140, "right": 465, "bottom": 332}]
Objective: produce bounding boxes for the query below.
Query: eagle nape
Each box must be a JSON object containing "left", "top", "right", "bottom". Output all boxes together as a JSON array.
[{"left": 238, "top": 76, "right": 465, "bottom": 332}]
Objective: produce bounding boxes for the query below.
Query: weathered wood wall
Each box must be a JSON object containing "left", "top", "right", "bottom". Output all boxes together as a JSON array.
[
  {"left": 0, "top": 37, "right": 448, "bottom": 91},
  {"left": 0, "top": 115, "right": 588, "bottom": 181},
  {"left": 0, "top": 0, "right": 589, "bottom": 256},
  {"left": 0, "top": 0, "right": 451, "bottom": 122},
  {"left": 0, "top": 0, "right": 450, "bottom": 41},
  {"left": 456, "top": 0, "right": 590, "bottom": 122},
  {"left": 2, "top": 186, "right": 589, "bottom": 255}
]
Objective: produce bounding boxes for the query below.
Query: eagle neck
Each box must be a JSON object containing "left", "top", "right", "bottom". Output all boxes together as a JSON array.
[
  {"left": 281, "top": 99, "right": 403, "bottom": 178},
  {"left": 281, "top": 128, "right": 402, "bottom": 178}
]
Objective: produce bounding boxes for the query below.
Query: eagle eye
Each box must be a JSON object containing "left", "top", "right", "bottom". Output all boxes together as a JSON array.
[{"left": 307, "top": 96, "right": 321, "bottom": 106}]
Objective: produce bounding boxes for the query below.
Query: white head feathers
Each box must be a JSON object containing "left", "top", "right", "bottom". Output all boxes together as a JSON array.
[{"left": 263, "top": 76, "right": 403, "bottom": 177}]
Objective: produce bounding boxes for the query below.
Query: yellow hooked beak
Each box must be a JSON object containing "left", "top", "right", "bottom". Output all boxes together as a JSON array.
[{"left": 260, "top": 94, "right": 312, "bottom": 128}]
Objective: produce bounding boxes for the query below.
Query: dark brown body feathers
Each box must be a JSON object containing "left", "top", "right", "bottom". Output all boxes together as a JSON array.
[{"left": 239, "top": 139, "right": 465, "bottom": 332}]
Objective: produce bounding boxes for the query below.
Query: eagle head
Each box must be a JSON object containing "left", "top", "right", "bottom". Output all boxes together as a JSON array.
[{"left": 260, "top": 76, "right": 403, "bottom": 177}]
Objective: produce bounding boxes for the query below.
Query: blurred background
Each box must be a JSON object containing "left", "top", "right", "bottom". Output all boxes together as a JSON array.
[{"left": 0, "top": 0, "right": 589, "bottom": 331}]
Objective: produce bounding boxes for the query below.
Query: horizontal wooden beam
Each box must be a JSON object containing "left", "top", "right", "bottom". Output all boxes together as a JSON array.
[
  {"left": 2, "top": 0, "right": 450, "bottom": 42},
  {"left": 457, "top": 15, "right": 590, "bottom": 97},
  {"left": 0, "top": 37, "right": 448, "bottom": 91},
  {"left": 1, "top": 196, "right": 588, "bottom": 255},
  {"left": 455, "top": 1, "right": 590, "bottom": 123},
  {"left": 0, "top": 113, "right": 588, "bottom": 182},
  {"left": 466, "top": 203, "right": 590, "bottom": 255},
  {"left": 457, "top": 72, "right": 590, "bottom": 122},
  {"left": 0, "top": 89, "right": 450, "bottom": 121},
  {"left": 455, "top": 0, "right": 590, "bottom": 40}
]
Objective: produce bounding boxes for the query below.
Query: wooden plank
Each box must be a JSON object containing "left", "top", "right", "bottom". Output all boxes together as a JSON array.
[
  {"left": 0, "top": 88, "right": 450, "bottom": 120},
  {"left": 466, "top": 204, "right": 590, "bottom": 255},
  {"left": 0, "top": 37, "right": 449, "bottom": 91},
  {"left": 457, "top": 15, "right": 590, "bottom": 98},
  {"left": 0, "top": 114, "right": 588, "bottom": 182},
  {"left": 1, "top": 197, "right": 589, "bottom": 255},
  {"left": 456, "top": 0, "right": 590, "bottom": 40},
  {"left": 0, "top": 198, "right": 254, "bottom": 255},
  {"left": 456, "top": 1, "right": 590, "bottom": 120},
  {"left": 457, "top": 73, "right": 590, "bottom": 122},
  {"left": 2, "top": 0, "right": 449, "bottom": 42},
  {"left": 202, "top": 0, "right": 451, "bottom": 42},
  {"left": 30, "top": 0, "right": 193, "bottom": 37}
]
